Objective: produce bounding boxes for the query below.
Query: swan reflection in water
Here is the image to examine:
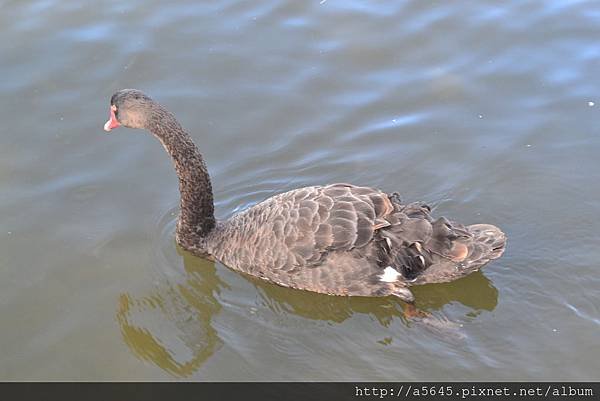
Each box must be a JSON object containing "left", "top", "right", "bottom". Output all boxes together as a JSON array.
[
  {"left": 117, "top": 248, "right": 498, "bottom": 378},
  {"left": 116, "top": 251, "right": 224, "bottom": 378}
]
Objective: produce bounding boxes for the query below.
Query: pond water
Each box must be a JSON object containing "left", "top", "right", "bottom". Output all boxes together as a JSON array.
[{"left": 0, "top": 0, "right": 599, "bottom": 380}]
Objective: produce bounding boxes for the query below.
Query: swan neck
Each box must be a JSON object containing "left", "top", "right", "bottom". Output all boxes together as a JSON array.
[{"left": 148, "top": 108, "right": 216, "bottom": 239}]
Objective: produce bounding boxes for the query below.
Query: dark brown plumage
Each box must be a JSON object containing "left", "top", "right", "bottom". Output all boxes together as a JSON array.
[{"left": 104, "top": 89, "right": 506, "bottom": 303}]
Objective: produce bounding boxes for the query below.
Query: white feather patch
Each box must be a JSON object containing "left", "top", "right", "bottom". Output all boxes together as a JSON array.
[{"left": 379, "top": 266, "right": 401, "bottom": 283}]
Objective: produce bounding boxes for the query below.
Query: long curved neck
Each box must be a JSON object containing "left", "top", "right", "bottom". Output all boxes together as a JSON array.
[{"left": 148, "top": 106, "right": 216, "bottom": 240}]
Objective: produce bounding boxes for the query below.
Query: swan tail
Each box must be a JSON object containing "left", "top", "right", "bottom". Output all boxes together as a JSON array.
[{"left": 411, "top": 223, "right": 506, "bottom": 285}]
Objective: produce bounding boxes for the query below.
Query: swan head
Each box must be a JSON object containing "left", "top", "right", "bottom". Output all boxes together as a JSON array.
[{"left": 104, "top": 89, "right": 154, "bottom": 132}]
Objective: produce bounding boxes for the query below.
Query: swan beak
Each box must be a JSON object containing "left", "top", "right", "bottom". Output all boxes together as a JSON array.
[{"left": 104, "top": 105, "right": 120, "bottom": 132}]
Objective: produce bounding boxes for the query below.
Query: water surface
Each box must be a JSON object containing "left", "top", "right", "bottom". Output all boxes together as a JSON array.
[{"left": 1, "top": 0, "right": 599, "bottom": 380}]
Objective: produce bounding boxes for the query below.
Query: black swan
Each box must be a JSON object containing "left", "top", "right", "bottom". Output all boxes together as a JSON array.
[{"left": 104, "top": 89, "right": 506, "bottom": 305}]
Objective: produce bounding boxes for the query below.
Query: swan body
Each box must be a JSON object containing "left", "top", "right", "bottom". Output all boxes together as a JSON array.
[{"left": 104, "top": 89, "right": 506, "bottom": 303}]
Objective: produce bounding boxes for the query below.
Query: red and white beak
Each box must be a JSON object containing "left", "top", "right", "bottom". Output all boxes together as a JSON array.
[{"left": 103, "top": 105, "right": 120, "bottom": 132}]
